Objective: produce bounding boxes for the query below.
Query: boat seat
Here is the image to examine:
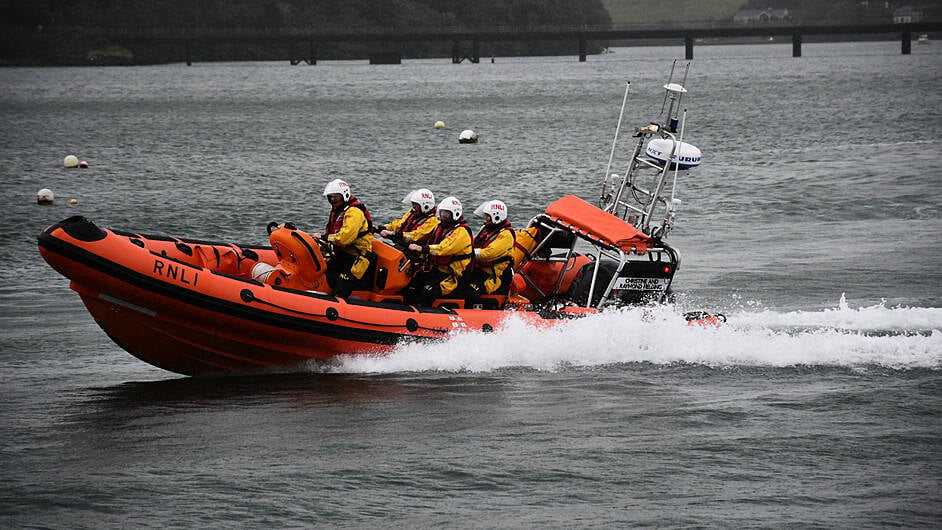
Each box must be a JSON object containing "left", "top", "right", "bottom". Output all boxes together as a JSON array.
[
  {"left": 344, "top": 292, "right": 409, "bottom": 307},
  {"left": 468, "top": 295, "right": 507, "bottom": 310},
  {"left": 371, "top": 239, "right": 413, "bottom": 295},
  {"left": 432, "top": 299, "right": 465, "bottom": 310},
  {"left": 372, "top": 294, "right": 405, "bottom": 305}
]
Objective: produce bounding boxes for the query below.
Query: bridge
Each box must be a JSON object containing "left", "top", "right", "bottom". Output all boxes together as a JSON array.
[{"left": 105, "top": 22, "right": 942, "bottom": 65}]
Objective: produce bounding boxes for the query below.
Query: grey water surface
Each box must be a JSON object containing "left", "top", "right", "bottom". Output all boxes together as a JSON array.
[{"left": 1, "top": 42, "right": 940, "bottom": 527}]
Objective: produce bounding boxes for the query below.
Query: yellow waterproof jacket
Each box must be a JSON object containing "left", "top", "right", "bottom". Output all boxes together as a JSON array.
[
  {"left": 385, "top": 210, "right": 439, "bottom": 244},
  {"left": 426, "top": 223, "right": 473, "bottom": 296},
  {"left": 473, "top": 228, "right": 515, "bottom": 294},
  {"left": 327, "top": 205, "right": 374, "bottom": 279}
]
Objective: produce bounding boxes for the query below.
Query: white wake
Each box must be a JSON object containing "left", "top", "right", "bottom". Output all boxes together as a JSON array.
[{"left": 333, "top": 295, "right": 942, "bottom": 374}]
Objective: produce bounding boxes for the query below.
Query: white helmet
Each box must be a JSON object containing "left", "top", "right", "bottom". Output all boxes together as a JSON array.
[
  {"left": 436, "top": 196, "right": 462, "bottom": 221},
  {"left": 323, "top": 179, "right": 351, "bottom": 202},
  {"left": 402, "top": 188, "right": 435, "bottom": 213},
  {"left": 474, "top": 200, "right": 508, "bottom": 224}
]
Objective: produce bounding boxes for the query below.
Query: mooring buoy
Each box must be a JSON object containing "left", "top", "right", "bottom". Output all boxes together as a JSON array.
[
  {"left": 37, "top": 188, "right": 54, "bottom": 205},
  {"left": 458, "top": 129, "right": 478, "bottom": 144}
]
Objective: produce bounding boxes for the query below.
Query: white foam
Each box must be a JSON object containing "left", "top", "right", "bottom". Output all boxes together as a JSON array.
[
  {"left": 333, "top": 298, "right": 942, "bottom": 375},
  {"left": 734, "top": 294, "right": 942, "bottom": 331}
]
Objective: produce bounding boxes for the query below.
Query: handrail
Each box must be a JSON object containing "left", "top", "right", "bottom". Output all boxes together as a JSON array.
[{"left": 99, "top": 21, "right": 942, "bottom": 40}]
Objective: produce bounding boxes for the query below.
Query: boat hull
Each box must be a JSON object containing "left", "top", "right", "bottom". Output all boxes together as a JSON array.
[{"left": 39, "top": 217, "right": 524, "bottom": 376}]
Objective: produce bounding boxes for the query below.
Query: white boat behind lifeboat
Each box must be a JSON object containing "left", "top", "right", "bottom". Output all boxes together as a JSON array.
[{"left": 644, "top": 138, "right": 702, "bottom": 170}]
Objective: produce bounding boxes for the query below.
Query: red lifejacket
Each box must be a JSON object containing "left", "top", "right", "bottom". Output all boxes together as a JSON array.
[
  {"left": 401, "top": 208, "right": 436, "bottom": 232},
  {"left": 428, "top": 219, "right": 473, "bottom": 266},
  {"left": 326, "top": 196, "right": 374, "bottom": 237},
  {"left": 473, "top": 220, "right": 514, "bottom": 266}
]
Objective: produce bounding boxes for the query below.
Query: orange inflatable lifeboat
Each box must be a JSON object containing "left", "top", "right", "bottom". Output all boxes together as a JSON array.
[
  {"left": 37, "top": 195, "right": 709, "bottom": 375},
  {"left": 38, "top": 193, "right": 704, "bottom": 376}
]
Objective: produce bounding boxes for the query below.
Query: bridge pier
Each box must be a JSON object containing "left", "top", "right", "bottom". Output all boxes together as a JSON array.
[
  {"left": 369, "top": 52, "right": 401, "bottom": 64},
  {"left": 792, "top": 33, "right": 802, "bottom": 57},
  {"left": 579, "top": 35, "right": 587, "bottom": 62},
  {"left": 684, "top": 37, "right": 693, "bottom": 60},
  {"left": 185, "top": 38, "right": 192, "bottom": 66},
  {"left": 290, "top": 40, "right": 317, "bottom": 65},
  {"left": 451, "top": 40, "right": 479, "bottom": 64},
  {"left": 902, "top": 31, "right": 911, "bottom": 54}
]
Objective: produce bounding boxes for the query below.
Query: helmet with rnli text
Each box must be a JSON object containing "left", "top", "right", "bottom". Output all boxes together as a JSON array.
[
  {"left": 402, "top": 188, "right": 435, "bottom": 213},
  {"left": 474, "top": 200, "right": 508, "bottom": 224},
  {"left": 323, "top": 179, "right": 351, "bottom": 202},
  {"left": 436, "top": 196, "right": 462, "bottom": 221}
]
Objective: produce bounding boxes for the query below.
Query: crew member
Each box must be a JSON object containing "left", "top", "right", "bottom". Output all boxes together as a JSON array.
[
  {"left": 464, "top": 200, "right": 515, "bottom": 300},
  {"left": 376, "top": 188, "right": 439, "bottom": 245},
  {"left": 312, "top": 179, "right": 374, "bottom": 298},
  {"left": 404, "top": 196, "right": 472, "bottom": 306}
]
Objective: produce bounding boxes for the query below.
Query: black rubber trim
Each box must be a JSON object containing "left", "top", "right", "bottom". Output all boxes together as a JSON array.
[
  {"left": 140, "top": 233, "right": 176, "bottom": 242},
  {"left": 45, "top": 216, "right": 106, "bottom": 242},
  {"left": 290, "top": 231, "right": 323, "bottom": 271},
  {"left": 175, "top": 242, "right": 193, "bottom": 256},
  {"left": 343, "top": 297, "right": 416, "bottom": 313},
  {"left": 270, "top": 284, "right": 336, "bottom": 301},
  {"left": 416, "top": 305, "right": 457, "bottom": 314}
]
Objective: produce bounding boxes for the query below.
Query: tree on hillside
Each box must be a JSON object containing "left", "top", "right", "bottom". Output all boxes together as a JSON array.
[{"left": 0, "top": 0, "right": 613, "bottom": 64}]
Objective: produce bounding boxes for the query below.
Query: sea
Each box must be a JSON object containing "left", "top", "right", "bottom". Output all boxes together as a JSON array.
[{"left": 1, "top": 41, "right": 940, "bottom": 527}]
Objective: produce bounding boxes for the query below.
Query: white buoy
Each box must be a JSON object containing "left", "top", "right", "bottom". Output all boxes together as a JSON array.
[
  {"left": 458, "top": 129, "right": 478, "bottom": 144},
  {"left": 37, "top": 188, "right": 54, "bottom": 205},
  {"left": 434, "top": 120, "right": 445, "bottom": 129},
  {"left": 64, "top": 155, "right": 79, "bottom": 168},
  {"left": 644, "top": 138, "right": 701, "bottom": 170}
]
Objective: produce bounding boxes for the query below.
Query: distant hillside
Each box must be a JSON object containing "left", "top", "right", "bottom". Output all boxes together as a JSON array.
[
  {"left": 602, "top": 0, "right": 745, "bottom": 25},
  {"left": 0, "top": 0, "right": 613, "bottom": 65},
  {"left": 602, "top": 0, "right": 942, "bottom": 24}
]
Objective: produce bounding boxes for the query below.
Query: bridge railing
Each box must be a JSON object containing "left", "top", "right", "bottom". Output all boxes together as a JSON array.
[{"left": 103, "top": 18, "right": 941, "bottom": 39}]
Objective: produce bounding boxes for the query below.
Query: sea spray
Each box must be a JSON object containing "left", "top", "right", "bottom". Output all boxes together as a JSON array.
[{"left": 332, "top": 301, "right": 942, "bottom": 374}]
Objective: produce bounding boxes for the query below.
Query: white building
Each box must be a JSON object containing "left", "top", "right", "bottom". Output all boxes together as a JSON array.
[
  {"left": 733, "top": 8, "right": 791, "bottom": 23},
  {"left": 893, "top": 6, "right": 924, "bottom": 23}
]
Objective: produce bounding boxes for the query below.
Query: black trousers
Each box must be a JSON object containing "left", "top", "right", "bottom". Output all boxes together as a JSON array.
[
  {"left": 461, "top": 266, "right": 512, "bottom": 300},
  {"left": 326, "top": 252, "right": 369, "bottom": 298},
  {"left": 403, "top": 269, "right": 449, "bottom": 307}
]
